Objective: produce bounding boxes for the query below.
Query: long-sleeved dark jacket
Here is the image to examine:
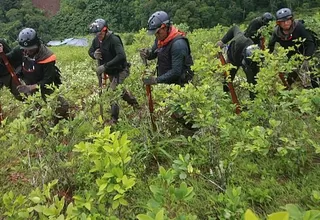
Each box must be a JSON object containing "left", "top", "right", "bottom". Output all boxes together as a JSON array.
[
  {"left": 88, "top": 31, "right": 127, "bottom": 76},
  {"left": 244, "top": 17, "right": 265, "bottom": 45},
  {"left": 268, "top": 21, "right": 316, "bottom": 58},
  {"left": 6, "top": 45, "right": 61, "bottom": 96},
  {"left": 147, "top": 35, "right": 193, "bottom": 85},
  {"left": 221, "top": 26, "right": 254, "bottom": 67}
]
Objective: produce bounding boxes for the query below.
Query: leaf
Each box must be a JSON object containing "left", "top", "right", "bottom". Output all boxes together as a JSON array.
[
  {"left": 159, "top": 166, "right": 166, "bottom": 177},
  {"left": 303, "top": 210, "right": 320, "bottom": 220},
  {"left": 267, "top": 211, "right": 289, "bottom": 220},
  {"left": 113, "top": 194, "right": 123, "bottom": 201},
  {"left": 29, "top": 196, "right": 41, "bottom": 204},
  {"left": 107, "top": 183, "right": 115, "bottom": 193},
  {"left": 66, "top": 203, "right": 74, "bottom": 216},
  {"left": 179, "top": 154, "right": 185, "bottom": 162},
  {"left": 32, "top": 205, "right": 44, "bottom": 213},
  {"left": 136, "top": 214, "right": 154, "bottom": 220},
  {"left": 122, "top": 175, "right": 136, "bottom": 189},
  {"left": 57, "top": 214, "right": 65, "bottom": 220},
  {"left": 72, "top": 195, "right": 84, "bottom": 202},
  {"left": 18, "top": 211, "right": 29, "bottom": 218},
  {"left": 187, "top": 164, "right": 194, "bottom": 173},
  {"left": 284, "top": 204, "right": 303, "bottom": 219},
  {"left": 111, "top": 167, "right": 123, "bottom": 178},
  {"left": 114, "top": 184, "right": 125, "bottom": 194},
  {"left": 175, "top": 182, "right": 188, "bottom": 200},
  {"left": 269, "top": 119, "right": 281, "bottom": 128},
  {"left": 119, "top": 198, "right": 128, "bottom": 206},
  {"left": 244, "top": 209, "right": 259, "bottom": 220},
  {"left": 150, "top": 185, "right": 161, "bottom": 195},
  {"left": 98, "top": 183, "right": 108, "bottom": 192},
  {"left": 43, "top": 206, "right": 57, "bottom": 216},
  {"left": 112, "top": 200, "right": 120, "bottom": 210},
  {"left": 179, "top": 172, "right": 187, "bottom": 179},
  {"left": 84, "top": 202, "right": 91, "bottom": 211},
  {"left": 155, "top": 208, "right": 165, "bottom": 220}
]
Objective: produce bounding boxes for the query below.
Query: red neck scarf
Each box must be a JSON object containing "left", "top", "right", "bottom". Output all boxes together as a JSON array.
[{"left": 157, "top": 26, "right": 186, "bottom": 48}]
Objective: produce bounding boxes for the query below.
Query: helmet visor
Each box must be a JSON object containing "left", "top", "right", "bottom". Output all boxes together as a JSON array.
[
  {"left": 147, "top": 27, "right": 160, "bottom": 35},
  {"left": 277, "top": 15, "right": 293, "bottom": 22},
  {"left": 20, "top": 43, "right": 39, "bottom": 50}
]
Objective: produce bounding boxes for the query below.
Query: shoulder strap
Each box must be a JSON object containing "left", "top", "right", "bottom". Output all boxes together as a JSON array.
[
  {"left": 169, "top": 36, "right": 191, "bottom": 55},
  {"left": 113, "top": 33, "right": 124, "bottom": 47}
]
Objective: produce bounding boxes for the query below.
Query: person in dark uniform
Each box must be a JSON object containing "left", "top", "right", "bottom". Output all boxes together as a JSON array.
[
  {"left": 0, "top": 28, "right": 69, "bottom": 120},
  {"left": 268, "top": 8, "right": 319, "bottom": 88},
  {"left": 244, "top": 12, "right": 274, "bottom": 46},
  {"left": 88, "top": 18, "right": 139, "bottom": 125},
  {"left": 140, "top": 11, "right": 195, "bottom": 130},
  {"left": 0, "top": 39, "right": 23, "bottom": 101},
  {"left": 140, "top": 11, "right": 194, "bottom": 86},
  {"left": 217, "top": 25, "right": 261, "bottom": 100}
]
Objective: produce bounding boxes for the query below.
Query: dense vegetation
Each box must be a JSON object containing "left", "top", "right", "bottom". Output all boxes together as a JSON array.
[
  {"left": 1, "top": 12, "right": 320, "bottom": 219},
  {"left": 1, "top": 0, "right": 320, "bottom": 219},
  {"left": 0, "top": 0, "right": 320, "bottom": 41}
]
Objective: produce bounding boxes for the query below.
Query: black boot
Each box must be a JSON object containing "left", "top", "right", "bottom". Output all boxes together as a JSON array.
[
  {"left": 122, "top": 89, "right": 139, "bottom": 109},
  {"left": 105, "top": 103, "right": 119, "bottom": 125},
  {"left": 171, "top": 112, "right": 198, "bottom": 131}
]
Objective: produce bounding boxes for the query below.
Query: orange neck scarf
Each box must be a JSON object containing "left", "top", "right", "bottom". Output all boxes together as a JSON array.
[{"left": 157, "top": 26, "right": 186, "bottom": 48}]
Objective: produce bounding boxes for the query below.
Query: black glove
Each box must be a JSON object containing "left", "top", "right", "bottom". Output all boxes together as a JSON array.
[
  {"left": 17, "top": 84, "right": 34, "bottom": 94},
  {"left": 301, "top": 60, "right": 310, "bottom": 72},
  {"left": 96, "top": 64, "right": 106, "bottom": 75},
  {"left": 216, "top": 40, "right": 225, "bottom": 48},
  {"left": 140, "top": 48, "right": 150, "bottom": 60},
  {"left": 142, "top": 76, "right": 157, "bottom": 85},
  {"left": 94, "top": 49, "right": 102, "bottom": 60}
]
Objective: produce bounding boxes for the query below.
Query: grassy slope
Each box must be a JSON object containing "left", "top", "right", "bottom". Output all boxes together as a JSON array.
[{"left": 0, "top": 17, "right": 320, "bottom": 218}]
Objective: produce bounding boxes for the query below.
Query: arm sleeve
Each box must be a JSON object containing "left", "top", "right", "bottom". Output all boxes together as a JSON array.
[
  {"left": 245, "top": 20, "right": 260, "bottom": 38},
  {"left": 221, "top": 25, "right": 242, "bottom": 44},
  {"left": 88, "top": 39, "right": 96, "bottom": 59},
  {"left": 299, "top": 25, "right": 316, "bottom": 56},
  {"left": 156, "top": 39, "right": 188, "bottom": 83},
  {"left": 147, "top": 41, "right": 158, "bottom": 60},
  {"left": 38, "top": 62, "right": 58, "bottom": 88},
  {"left": 6, "top": 46, "right": 23, "bottom": 61},
  {"left": 267, "top": 32, "right": 277, "bottom": 53},
  {"left": 105, "top": 36, "right": 126, "bottom": 67}
]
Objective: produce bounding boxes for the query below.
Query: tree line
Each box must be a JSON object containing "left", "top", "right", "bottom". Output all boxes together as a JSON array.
[{"left": 0, "top": 0, "right": 318, "bottom": 43}]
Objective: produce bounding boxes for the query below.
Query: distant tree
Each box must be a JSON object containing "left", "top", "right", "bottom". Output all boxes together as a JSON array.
[{"left": 1, "top": 0, "right": 319, "bottom": 41}]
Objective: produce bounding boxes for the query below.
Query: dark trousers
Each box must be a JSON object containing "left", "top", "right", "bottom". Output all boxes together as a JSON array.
[
  {"left": 223, "top": 63, "right": 258, "bottom": 100},
  {"left": 99, "top": 70, "right": 138, "bottom": 121}
]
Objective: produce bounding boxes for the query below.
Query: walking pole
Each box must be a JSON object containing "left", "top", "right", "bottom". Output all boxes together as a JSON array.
[
  {"left": 278, "top": 72, "right": 290, "bottom": 89},
  {"left": 0, "top": 52, "right": 23, "bottom": 124},
  {"left": 0, "top": 52, "right": 21, "bottom": 86},
  {"left": 0, "top": 103, "right": 3, "bottom": 124},
  {"left": 140, "top": 56, "right": 156, "bottom": 131},
  {"left": 218, "top": 52, "right": 241, "bottom": 114}
]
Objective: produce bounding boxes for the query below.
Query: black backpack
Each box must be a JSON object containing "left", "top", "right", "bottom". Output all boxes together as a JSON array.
[{"left": 298, "top": 20, "right": 320, "bottom": 48}]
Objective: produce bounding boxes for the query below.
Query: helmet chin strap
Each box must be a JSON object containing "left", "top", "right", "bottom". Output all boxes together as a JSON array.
[{"left": 98, "top": 26, "right": 108, "bottom": 41}]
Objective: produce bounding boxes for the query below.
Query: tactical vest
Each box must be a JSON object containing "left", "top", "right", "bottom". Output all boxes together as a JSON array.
[{"left": 157, "top": 36, "right": 193, "bottom": 85}]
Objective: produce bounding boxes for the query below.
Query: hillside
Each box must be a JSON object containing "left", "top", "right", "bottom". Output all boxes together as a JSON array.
[{"left": 1, "top": 14, "right": 320, "bottom": 218}]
